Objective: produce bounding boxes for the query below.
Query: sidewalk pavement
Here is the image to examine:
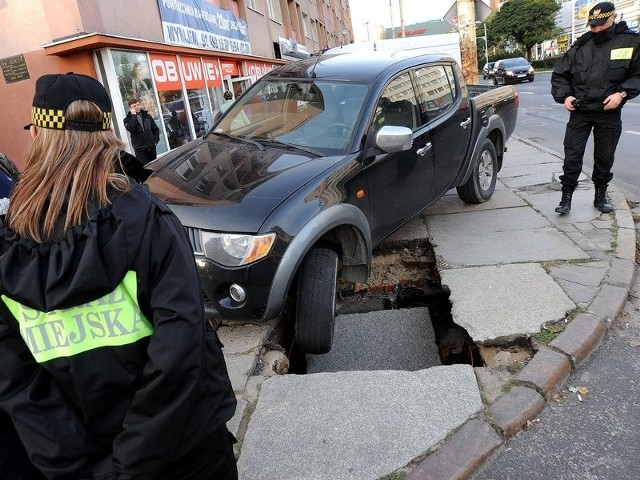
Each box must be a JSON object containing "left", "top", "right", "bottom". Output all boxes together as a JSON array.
[{"left": 218, "top": 135, "right": 637, "bottom": 480}]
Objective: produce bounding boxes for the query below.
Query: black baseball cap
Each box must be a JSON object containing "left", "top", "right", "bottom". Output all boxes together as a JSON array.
[
  {"left": 587, "top": 2, "right": 616, "bottom": 27},
  {"left": 23, "top": 72, "right": 113, "bottom": 131}
]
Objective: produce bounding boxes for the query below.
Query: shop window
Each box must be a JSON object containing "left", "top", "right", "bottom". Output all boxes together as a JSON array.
[
  {"left": 160, "top": 90, "right": 192, "bottom": 149},
  {"left": 187, "top": 88, "right": 214, "bottom": 138},
  {"left": 112, "top": 50, "right": 168, "bottom": 155}
]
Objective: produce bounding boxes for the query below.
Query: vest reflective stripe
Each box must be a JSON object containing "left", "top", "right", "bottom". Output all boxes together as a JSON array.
[{"left": 1, "top": 271, "right": 153, "bottom": 363}]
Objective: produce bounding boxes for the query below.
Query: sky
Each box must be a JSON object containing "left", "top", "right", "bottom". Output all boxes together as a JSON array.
[{"left": 349, "top": 0, "right": 454, "bottom": 42}]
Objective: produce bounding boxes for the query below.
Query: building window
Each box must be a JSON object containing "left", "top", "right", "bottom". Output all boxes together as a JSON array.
[
  {"left": 266, "top": 0, "right": 282, "bottom": 22},
  {"left": 303, "top": 14, "right": 312, "bottom": 40}
]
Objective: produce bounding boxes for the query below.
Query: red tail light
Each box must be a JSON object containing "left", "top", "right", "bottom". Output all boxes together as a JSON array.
[{"left": 514, "top": 89, "right": 520, "bottom": 108}]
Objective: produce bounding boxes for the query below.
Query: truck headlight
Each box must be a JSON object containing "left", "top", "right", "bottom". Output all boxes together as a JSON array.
[{"left": 201, "top": 232, "right": 276, "bottom": 266}]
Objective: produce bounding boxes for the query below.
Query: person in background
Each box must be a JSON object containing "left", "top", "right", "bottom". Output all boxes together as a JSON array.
[
  {"left": 220, "top": 90, "right": 234, "bottom": 112},
  {"left": 123, "top": 97, "right": 160, "bottom": 164},
  {"left": 0, "top": 153, "right": 46, "bottom": 480},
  {"left": 551, "top": 1, "right": 640, "bottom": 214},
  {"left": 0, "top": 73, "right": 238, "bottom": 479}
]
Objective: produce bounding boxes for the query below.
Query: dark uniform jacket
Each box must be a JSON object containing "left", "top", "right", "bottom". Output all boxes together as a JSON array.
[
  {"left": 123, "top": 109, "right": 160, "bottom": 150},
  {"left": 551, "top": 21, "right": 640, "bottom": 110},
  {"left": 0, "top": 182, "right": 236, "bottom": 479}
]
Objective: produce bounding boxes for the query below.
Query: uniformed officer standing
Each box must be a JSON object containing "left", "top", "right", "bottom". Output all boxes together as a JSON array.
[{"left": 551, "top": 2, "right": 640, "bottom": 214}]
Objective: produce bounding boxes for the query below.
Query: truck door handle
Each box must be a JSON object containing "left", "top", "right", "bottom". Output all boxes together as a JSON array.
[
  {"left": 417, "top": 142, "right": 432, "bottom": 156},
  {"left": 460, "top": 118, "right": 471, "bottom": 129}
]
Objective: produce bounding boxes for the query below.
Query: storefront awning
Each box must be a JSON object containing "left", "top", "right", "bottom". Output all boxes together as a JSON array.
[{"left": 42, "top": 32, "right": 286, "bottom": 66}]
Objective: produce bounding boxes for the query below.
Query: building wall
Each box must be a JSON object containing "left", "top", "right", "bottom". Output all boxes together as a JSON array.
[{"left": 76, "top": 0, "right": 164, "bottom": 41}]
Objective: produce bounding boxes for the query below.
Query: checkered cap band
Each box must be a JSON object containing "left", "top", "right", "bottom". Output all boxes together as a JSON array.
[
  {"left": 588, "top": 9, "right": 615, "bottom": 21},
  {"left": 32, "top": 107, "right": 65, "bottom": 129},
  {"left": 30, "top": 107, "right": 112, "bottom": 130}
]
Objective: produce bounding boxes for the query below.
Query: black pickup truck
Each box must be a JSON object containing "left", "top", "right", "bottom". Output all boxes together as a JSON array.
[{"left": 144, "top": 50, "right": 518, "bottom": 354}]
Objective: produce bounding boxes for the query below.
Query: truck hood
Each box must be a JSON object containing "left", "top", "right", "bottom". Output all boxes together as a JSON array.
[{"left": 145, "top": 137, "right": 341, "bottom": 233}]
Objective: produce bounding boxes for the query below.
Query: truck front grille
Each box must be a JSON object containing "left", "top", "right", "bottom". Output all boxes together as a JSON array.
[{"left": 185, "top": 226, "right": 203, "bottom": 254}]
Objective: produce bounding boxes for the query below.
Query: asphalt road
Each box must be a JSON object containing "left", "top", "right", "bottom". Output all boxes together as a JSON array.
[{"left": 481, "top": 71, "right": 640, "bottom": 202}]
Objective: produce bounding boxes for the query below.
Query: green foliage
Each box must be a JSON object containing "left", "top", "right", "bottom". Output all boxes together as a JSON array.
[
  {"left": 530, "top": 55, "right": 563, "bottom": 70},
  {"left": 487, "top": 0, "right": 561, "bottom": 60}
]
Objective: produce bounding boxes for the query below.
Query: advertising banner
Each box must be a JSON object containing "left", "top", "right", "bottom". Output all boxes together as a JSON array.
[{"left": 157, "top": 0, "right": 251, "bottom": 55}]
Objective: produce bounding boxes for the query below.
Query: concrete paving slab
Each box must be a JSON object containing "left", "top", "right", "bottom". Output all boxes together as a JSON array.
[
  {"left": 225, "top": 354, "right": 258, "bottom": 393},
  {"left": 425, "top": 207, "right": 549, "bottom": 237},
  {"left": 218, "top": 324, "right": 273, "bottom": 355},
  {"left": 430, "top": 227, "right": 589, "bottom": 267},
  {"left": 547, "top": 261, "right": 608, "bottom": 308},
  {"left": 441, "top": 263, "right": 576, "bottom": 343},
  {"left": 237, "top": 365, "right": 483, "bottom": 480},
  {"left": 499, "top": 163, "right": 563, "bottom": 188},
  {"left": 306, "top": 308, "right": 441, "bottom": 373},
  {"left": 385, "top": 216, "right": 428, "bottom": 242},
  {"left": 520, "top": 189, "right": 605, "bottom": 225},
  {"left": 423, "top": 187, "right": 526, "bottom": 216},
  {"left": 503, "top": 138, "right": 563, "bottom": 166}
]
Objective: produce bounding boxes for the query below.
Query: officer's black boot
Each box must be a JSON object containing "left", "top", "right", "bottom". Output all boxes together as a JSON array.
[
  {"left": 555, "top": 188, "right": 573, "bottom": 215},
  {"left": 594, "top": 185, "right": 613, "bottom": 213}
]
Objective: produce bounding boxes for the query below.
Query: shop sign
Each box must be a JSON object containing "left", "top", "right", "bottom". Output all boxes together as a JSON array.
[
  {"left": 158, "top": 0, "right": 251, "bottom": 55},
  {"left": 150, "top": 53, "right": 223, "bottom": 90},
  {"left": 220, "top": 61, "right": 239, "bottom": 76},
  {"left": 242, "top": 62, "right": 274, "bottom": 79}
]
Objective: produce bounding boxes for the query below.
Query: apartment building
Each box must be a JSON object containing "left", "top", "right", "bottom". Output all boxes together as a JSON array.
[{"left": 0, "top": 0, "right": 353, "bottom": 164}]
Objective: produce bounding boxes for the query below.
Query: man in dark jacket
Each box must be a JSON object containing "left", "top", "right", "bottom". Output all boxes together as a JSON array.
[
  {"left": 551, "top": 1, "right": 640, "bottom": 214},
  {"left": 123, "top": 97, "right": 160, "bottom": 164}
]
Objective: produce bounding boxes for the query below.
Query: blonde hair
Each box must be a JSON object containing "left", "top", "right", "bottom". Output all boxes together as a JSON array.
[{"left": 8, "top": 99, "right": 130, "bottom": 242}]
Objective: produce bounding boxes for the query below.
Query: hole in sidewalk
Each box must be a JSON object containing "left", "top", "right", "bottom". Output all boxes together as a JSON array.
[{"left": 267, "top": 239, "right": 485, "bottom": 375}]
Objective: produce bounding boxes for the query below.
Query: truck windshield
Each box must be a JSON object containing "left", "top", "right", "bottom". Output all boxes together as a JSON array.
[{"left": 213, "top": 80, "right": 368, "bottom": 154}]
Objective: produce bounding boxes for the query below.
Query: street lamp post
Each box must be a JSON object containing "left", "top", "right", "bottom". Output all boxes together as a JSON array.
[{"left": 476, "top": 21, "right": 489, "bottom": 65}]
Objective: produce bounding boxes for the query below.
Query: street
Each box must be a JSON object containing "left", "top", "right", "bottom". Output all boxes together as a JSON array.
[{"left": 484, "top": 71, "right": 640, "bottom": 201}]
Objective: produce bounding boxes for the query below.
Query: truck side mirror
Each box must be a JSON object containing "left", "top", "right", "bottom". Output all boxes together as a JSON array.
[{"left": 375, "top": 126, "right": 413, "bottom": 153}]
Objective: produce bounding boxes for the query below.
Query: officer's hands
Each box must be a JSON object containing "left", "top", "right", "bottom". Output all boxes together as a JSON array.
[
  {"left": 603, "top": 92, "right": 623, "bottom": 110},
  {"left": 564, "top": 96, "right": 577, "bottom": 111}
]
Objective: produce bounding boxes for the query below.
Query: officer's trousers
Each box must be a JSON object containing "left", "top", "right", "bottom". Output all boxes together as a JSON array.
[{"left": 560, "top": 109, "right": 622, "bottom": 190}]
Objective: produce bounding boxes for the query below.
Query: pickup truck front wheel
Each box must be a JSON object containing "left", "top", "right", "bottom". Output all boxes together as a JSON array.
[
  {"left": 457, "top": 139, "right": 497, "bottom": 203},
  {"left": 295, "top": 247, "right": 338, "bottom": 354}
]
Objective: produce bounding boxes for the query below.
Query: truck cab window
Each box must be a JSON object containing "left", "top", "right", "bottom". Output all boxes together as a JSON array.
[
  {"left": 373, "top": 73, "right": 418, "bottom": 131},
  {"left": 414, "top": 65, "right": 455, "bottom": 123}
]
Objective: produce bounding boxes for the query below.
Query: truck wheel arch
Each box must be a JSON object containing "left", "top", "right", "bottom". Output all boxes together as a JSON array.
[{"left": 262, "top": 204, "right": 372, "bottom": 320}]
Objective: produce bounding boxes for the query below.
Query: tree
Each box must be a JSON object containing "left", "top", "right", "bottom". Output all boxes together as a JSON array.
[{"left": 487, "top": 0, "right": 560, "bottom": 61}]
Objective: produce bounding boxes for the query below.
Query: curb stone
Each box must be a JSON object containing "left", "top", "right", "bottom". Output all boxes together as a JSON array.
[{"left": 406, "top": 138, "right": 636, "bottom": 479}]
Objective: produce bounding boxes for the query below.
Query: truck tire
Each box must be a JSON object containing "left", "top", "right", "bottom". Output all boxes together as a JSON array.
[
  {"left": 456, "top": 139, "right": 497, "bottom": 203},
  {"left": 295, "top": 247, "right": 338, "bottom": 354}
]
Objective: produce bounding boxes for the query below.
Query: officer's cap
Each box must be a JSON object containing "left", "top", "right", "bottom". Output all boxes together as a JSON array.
[
  {"left": 24, "top": 73, "right": 113, "bottom": 131},
  {"left": 587, "top": 2, "right": 616, "bottom": 27}
]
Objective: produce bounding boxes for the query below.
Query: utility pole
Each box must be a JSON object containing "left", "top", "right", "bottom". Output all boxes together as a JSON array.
[
  {"left": 399, "top": 0, "right": 406, "bottom": 38},
  {"left": 456, "top": 0, "right": 478, "bottom": 84},
  {"left": 389, "top": 0, "right": 395, "bottom": 39}
]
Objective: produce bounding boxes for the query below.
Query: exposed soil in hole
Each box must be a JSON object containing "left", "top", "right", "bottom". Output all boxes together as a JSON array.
[{"left": 264, "top": 238, "right": 532, "bottom": 375}]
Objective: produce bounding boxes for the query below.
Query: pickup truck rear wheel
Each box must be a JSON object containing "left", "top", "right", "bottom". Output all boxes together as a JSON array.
[
  {"left": 295, "top": 247, "right": 338, "bottom": 354},
  {"left": 456, "top": 139, "right": 497, "bottom": 203}
]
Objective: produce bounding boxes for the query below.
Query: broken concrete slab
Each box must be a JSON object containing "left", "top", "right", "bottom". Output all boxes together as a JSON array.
[
  {"left": 237, "top": 365, "right": 482, "bottom": 480},
  {"left": 441, "top": 263, "right": 576, "bottom": 343},
  {"left": 307, "top": 307, "right": 441, "bottom": 373}
]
